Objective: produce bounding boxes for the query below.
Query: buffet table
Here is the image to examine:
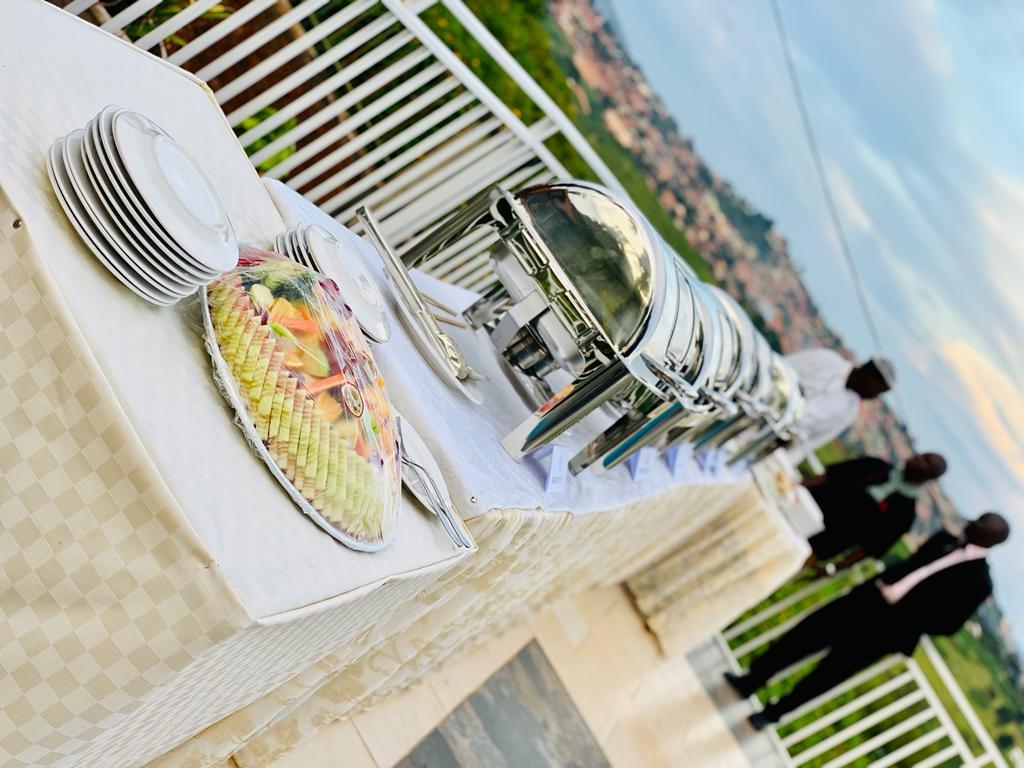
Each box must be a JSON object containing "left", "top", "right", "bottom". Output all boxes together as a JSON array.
[
  {"left": 0, "top": 7, "right": 471, "bottom": 768},
  {"left": 152, "top": 481, "right": 789, "bottom": 768},
  {"left": 627, "top": 455, "right": 818, "bottom": 656},
  {"left": 0, "top": 4, "right": 809, "bottom": 768}
]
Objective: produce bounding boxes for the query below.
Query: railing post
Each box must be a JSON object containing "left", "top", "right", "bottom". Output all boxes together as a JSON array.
[
  {"left": 905, "top": 656, "right": 977, "bottom": 767},
  {"left": 920, "top": 636, "right": 1009, "bottom": 768},
  {"left": 436, "top": 0, "right": 627, "bottom": 195}
]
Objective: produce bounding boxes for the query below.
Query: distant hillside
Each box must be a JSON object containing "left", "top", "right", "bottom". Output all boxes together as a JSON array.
[{"left": 431, "top": 0, "right": 1023, "bottom": 699}]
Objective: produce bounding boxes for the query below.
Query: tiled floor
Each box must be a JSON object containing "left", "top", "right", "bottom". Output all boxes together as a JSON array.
[
  {"left": 259, "top": 585, "right": 753, "bottom": 768},
  {"left": 397, "top": 640, "right": 609, "bottom": 767}
]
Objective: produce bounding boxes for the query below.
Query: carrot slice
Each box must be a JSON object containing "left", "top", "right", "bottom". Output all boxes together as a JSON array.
[
  {"left": 306, "top": 372, "right": 347, "bottom": 395},
  {"left": 277, "top": 315, "right": 317, "bottom": 334}
]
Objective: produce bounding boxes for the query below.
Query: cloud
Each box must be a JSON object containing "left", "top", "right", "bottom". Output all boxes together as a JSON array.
[
  {"left": 903, "top": 0, "right": 954, "bottom": 75},
  {"left": 853, "top": 139, "right": 916, "bottom": 211},
  {"left": 937, "top": 340, "right": 1024, "bottom": 512},
  {"left": 825, "top": 157, "right": 873, "bottom": 233}
]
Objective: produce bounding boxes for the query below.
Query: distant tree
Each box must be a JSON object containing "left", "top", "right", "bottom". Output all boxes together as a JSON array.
[
  {"left": 997, "top": 706, "right": 1020, "bottom": 725},
  {"left": 997, "top": 733, "right": 1015, "bottom": 750}
]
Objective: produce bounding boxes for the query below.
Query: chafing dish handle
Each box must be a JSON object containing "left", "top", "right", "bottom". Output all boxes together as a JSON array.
[
  {"left": 400, "top": 185, "right": 503, "bottom": 269},
  {"left": 502, "top": 359, "right": 633, "bottom": 460},
  {"left": 568, "top": 398, "right": 684, "bottom": 476}
]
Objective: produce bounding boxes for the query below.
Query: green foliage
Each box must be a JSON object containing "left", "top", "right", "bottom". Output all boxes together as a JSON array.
[
  {"left": 925, "top": 630, "right": 1024, "bottom": 760},
  {"left": 799, "top": 440, "right": 851, "bottom": 476},
  {"left": 425, "top": 0, "right": 714, "bottom": 283},
  {"left": 421, "top": 1, "right": 577, "bottom": 126},
  {"left": 235, "top": 107, "right": 298, "bottom": 173},
  {"left": 119, "top": 1, "right": 232, "bottom": 47}
]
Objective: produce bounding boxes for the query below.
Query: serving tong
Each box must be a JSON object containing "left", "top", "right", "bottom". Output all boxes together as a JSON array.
[
  {"left": 396, "top": 417, "right": 473, "bottom": 549},
  {"left": 357, "top": 207, "right": 483, "bottom": 383}
]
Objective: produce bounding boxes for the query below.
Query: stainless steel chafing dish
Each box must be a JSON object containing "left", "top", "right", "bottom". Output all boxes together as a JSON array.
[
  {"left": 727, "top": 354, "right": 806, "bottom": 466},
  {"left": 567, "top": 266, "right": 722, "bottom": 474},
  {"left": 678, "top": 330, "right": 775, "bottom": 453},
  {"left": 402, "top": 181, "right": 672, "bottom": 459},
  {"left": 606, "top": 282, "right": 755, "bottom": 460},
  {"left": 660, "top": 286, "right": 763, "bottom": 451}
]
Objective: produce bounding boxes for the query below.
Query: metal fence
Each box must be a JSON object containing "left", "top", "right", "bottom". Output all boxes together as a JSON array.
[
  {"left": 57, "top": 0, "right": 626, "bottom": 293},
  {"left": 719, "top": 564, "right": 1007, "bottom": 768}
]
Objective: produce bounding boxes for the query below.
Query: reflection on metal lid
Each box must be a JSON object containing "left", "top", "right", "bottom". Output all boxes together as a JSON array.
[
  {"left": 516, "top": 182, "right": 664, "bottom": 355},
  {"left": 641, "top": 262, "right": 698, "bottom": 372}
]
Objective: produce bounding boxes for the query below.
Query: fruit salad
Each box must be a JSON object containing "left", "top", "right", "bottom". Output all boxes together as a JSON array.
[{"left": 205, "top": 248, "right": 400, "bottom": 550}]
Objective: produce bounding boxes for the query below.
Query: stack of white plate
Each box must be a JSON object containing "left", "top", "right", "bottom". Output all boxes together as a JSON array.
[
  {"left": 275, "top": 223, "right": 390, "bottom": 343},
  {"left": 46, "top": 105, "right": 238, "bottom": 306}
]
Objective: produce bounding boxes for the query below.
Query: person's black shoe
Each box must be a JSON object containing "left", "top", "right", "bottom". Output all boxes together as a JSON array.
[
  {"left": 724, "top": 671, "right": 758, "bottom": 698},
  {"left": 748, "top": 711, "right": 775, "bottom": 731}
]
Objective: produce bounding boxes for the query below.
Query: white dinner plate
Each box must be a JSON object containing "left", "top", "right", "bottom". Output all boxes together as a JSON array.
[
  {"left": 112, "top": 110, "right": 238, "bottom": 273},
  {"left": 78, "top": 125, "right": 197, "bottom": 294},
  {"left": 47, "top": 137, "right": 177, "bottom": 306},
  {"left": 304, "top": 225, "right": 391, "bottom": 343},
  {"left": 277, "top": 228, "right": 297, "bottom": 262},
  {"left": 96, "top": 106, "right": 207, "bottom": 269},
  {"left": 287, "top": 227, "right": 306, "bottom": 265},
  {"left": 90, "top": 112, "right": 215, "bottom": 283},
  {"left": 63, "top": 130, "right": 192, "bottom": 300}
]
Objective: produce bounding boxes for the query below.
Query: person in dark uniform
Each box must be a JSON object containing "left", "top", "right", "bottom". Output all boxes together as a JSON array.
[
  {"left": 725, "top": 512, "right": 1010, "bottom": 728},
  {"left": 804, "top": 452, "right": 947, "bottom": 572}
]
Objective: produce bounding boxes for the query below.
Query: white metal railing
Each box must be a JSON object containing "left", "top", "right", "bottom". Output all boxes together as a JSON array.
[
  {"left": 720, "top": 567, "right": 1007, "bottom": 768},
  {"left": 58, "top": 0, "right": 628, "bottom": 294}
]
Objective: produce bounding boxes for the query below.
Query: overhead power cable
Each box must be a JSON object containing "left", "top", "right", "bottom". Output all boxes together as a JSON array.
[{"left": 768, "top": 0, "right": 910, "bottom": 425}]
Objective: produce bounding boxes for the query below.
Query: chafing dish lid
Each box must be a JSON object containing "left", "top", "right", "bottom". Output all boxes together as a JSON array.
[
  {"left": 514, "top": 182, "right": 666, "bottom": 355},
  {"left": 710, "top": 287, "right": 758, "bottom": 397},
  {"left": 705, "top": 290, "right": 739, "bottom": 390},
  {"left": 641, "top": 261, "right": 698, "bottom": 372},
  {"left": 748, "top": 334, "right": 776, "bottom": 404}
]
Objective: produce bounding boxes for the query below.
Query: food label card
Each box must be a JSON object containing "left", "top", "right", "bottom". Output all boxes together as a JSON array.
[
  {"left": 539, "top": 444, "right": 571, "bottom": 495},
  {"left": 696, "top": 448, "right": 721, "bottom": 481},
  {"left": 628, "top": 447, "right": 657, "bottom": 482},
  {"left": 665, "top": 443, "right": 694, "bottom": 481}
]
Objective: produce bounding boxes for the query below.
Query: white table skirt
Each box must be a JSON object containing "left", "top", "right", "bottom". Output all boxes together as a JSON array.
[
  {"left": 146, "top": 478, "right": 807, "bottom": 768},
  {"left": 0, "top": 6, "right": 471, "bottom": 767},
  {"left": 0, "top": 6, "right": 809, "bottom": 767}
]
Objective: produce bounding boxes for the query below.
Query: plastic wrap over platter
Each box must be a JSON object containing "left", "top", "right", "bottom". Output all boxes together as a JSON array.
[{"left": 203, "top": 247, "right": 401, "bottom": 551}]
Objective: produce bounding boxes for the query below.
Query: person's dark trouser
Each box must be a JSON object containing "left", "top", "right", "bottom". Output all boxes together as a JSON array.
[
  {"left": 748, "top": 584, "right": 893, "bottom": 718},
  {"left": 807, "top": 529, "right": 846, "bottom": 560}
]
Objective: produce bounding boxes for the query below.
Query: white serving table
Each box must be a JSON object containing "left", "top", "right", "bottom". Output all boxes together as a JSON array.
[
  {"left": 147, "top": 184, "right": 812, "bottom": 768},
  {"left": 0, "top": 5, "right": 810, "bottom": 768},
  {"left": 0, "top": 4, "right": 471, "bottom": 767}
]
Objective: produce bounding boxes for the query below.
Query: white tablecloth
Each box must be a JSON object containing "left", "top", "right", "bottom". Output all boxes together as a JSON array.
[
  {"left": 0, "top": 5, "right": 471, "bottom": 766},
  {"left": 0, "top": 0, "right": 470, "bottom": 624},
  {"left": 0, "top": 6, "right": 809, "bottom": 767},
  {"left": 149, "top": 480, "right": 803, "bottom": 768}
]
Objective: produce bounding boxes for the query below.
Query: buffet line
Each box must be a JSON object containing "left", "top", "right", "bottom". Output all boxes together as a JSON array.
[{"left": 47, "top": 105, "right": 806, "bottom": 553}]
